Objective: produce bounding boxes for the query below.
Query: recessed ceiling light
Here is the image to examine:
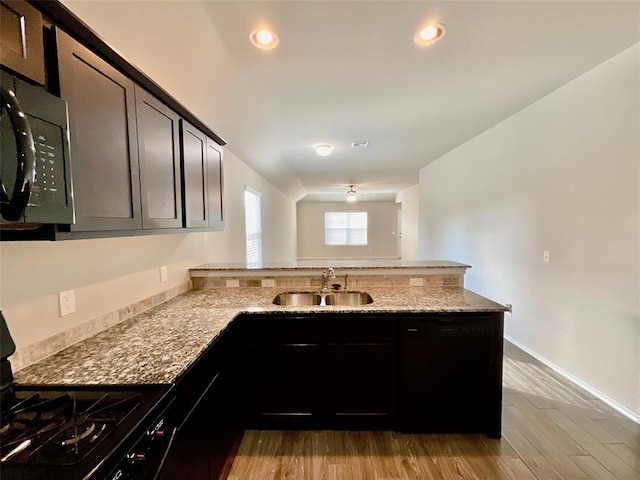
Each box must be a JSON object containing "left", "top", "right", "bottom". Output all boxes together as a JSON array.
[
  {"left": 250, "top": 27, "right": 279, "bottom": 50},
  {"left": 316, "top": 144, "right": 333, "bottom": 156},
  {"left": 414, "top": 23, "right": 446, "bottom": 46}
]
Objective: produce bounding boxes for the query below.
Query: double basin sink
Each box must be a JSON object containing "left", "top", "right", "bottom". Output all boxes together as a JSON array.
[{"left": 273, "top": 291, "right": 374, "bottom": 306}]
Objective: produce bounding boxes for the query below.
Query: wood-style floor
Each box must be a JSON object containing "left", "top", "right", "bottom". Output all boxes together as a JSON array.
[{"left": 227, "top": 341, "right": 640, "bottom": 479}]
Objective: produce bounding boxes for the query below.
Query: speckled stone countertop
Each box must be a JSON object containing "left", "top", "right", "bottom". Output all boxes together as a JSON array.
[
  {"left": 14, "top": 286, "right": 506, "bottom": 387},
  {"left": 190, "top": 260, "right": 470, "bottom": 273}
]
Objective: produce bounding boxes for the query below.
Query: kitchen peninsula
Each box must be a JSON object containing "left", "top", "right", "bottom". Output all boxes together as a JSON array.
[
  {"left": 12, "top": 261, "right": 507, "bottom": 478},
  {"left": 14, "top": 260, "right": 504, "bottom": 385}
]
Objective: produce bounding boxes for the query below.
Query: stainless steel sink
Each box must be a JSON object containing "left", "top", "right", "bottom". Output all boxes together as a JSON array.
[
  {"left": 272, "top": 292, "right": 323, "bottom": 306},
  {"left": 273, "top": 291, "right": 374, "bottom": 306},
  {"left": 324, "top": 291, "right": 374, "bottom": 306}
]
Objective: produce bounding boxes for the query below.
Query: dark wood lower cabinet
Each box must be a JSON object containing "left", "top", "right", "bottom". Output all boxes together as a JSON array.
[
  {"left": 248, "top": 343, "right": 324, "bottom": 426},
  {"left": 160, "top": 373, "right": 220, "bottom": 479},
  {"left": 325, "top": 313, "right": 398, "bottom": 428},
  {"left": 239, "top": 313, "right": 399, "bottom": 430},
  {"left": 400, "top": 313, "right": 503, "bottom": 438},
  {"left": 161, "top": 311, "right": 504, "bottom": 479},
  {"left": 159, "top": 325, "right": 241, "bottom": 480},
  {"left": 238, "top": 312, "right": 502, "bottom": 436},
  {"left": 327, "top": 343, "right": 397, "bottom": 427}
]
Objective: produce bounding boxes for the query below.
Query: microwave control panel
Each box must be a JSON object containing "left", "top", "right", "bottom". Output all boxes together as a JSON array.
[{"left": 29, "top": 116, "right": 69, "bottom": 209}]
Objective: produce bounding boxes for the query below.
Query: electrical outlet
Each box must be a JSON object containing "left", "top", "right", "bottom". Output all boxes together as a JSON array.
[
  {"left": 160, "top": 266, "right": 168, "bottom": 282},
  {"left": 543, "top": 250, "right": 550, "bottom": 263},
  {"left": 59, "top": 290, "right": 76, "bottom": 316},
  {"left": 226, "top": 279, "right": 240, "bottom": 288},
  {"left": 261, "top": 279, "right": 276, "bottom": 287},
  {"left": 409, "top": 278, "right": 424, "bottom": 286}
]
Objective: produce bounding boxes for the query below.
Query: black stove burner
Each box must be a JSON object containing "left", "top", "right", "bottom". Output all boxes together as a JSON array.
[
  {"left": 0, "top": 384, "right": 173, "bottom": 480},
  {"left": 0, "top": 390, "right": 142, "bottom": 466}
]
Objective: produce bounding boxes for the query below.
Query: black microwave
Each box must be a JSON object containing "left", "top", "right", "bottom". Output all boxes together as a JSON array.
[{"left": 1, "top": 69, "right": 74, "bottom": 228}]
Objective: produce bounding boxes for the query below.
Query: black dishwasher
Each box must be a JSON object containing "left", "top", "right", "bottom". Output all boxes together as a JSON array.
[{"left": 400, "top": 313, "right": 502, "bottom": 437}]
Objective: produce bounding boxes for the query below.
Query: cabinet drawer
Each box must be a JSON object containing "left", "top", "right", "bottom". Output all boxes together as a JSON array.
[
  {"left": 241, "top": 315, "right": 323, "bottom": 345},
  {"left": 402, "top": 313, "right": 493, "bottom": 337},
  {"left": 325, "top": 314, "right": 397, "bottom": 344}
]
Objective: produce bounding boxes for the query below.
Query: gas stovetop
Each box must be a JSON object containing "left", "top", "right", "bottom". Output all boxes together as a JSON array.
[
  {"left": 2, "top": 388, "right": 144, "bottom": 465},
  {"left": 0, "top": 384, "right": 173, "bottom": 480}
]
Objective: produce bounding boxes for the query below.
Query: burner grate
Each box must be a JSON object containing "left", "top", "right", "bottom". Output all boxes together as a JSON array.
[{"left": 0, "top": 390, "right": 142, "bottom": 466}]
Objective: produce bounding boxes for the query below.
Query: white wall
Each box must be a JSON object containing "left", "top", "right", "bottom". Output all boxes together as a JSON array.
[
  {"left": 418, "top": 44, "right": 640, "bottom": 417},
  {"left": 197, "top": 150, "right": 297, "bottom": 266},
  {"left": 395, "top": 185, "right": 420, "bottom": 261},
  {"left": 297, "top": 202, "right": 399, "bottom": 259}
]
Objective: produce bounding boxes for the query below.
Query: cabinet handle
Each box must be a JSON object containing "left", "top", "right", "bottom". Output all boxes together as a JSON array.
[
  {"left": 0, "top": 84, "right": 36, "bottom": 221},
  {"left": 436, "top": 318, "right": 457, "bottom": 324},
  {"left": 406, "top": 328, "right": 418, "bottom": 332}
]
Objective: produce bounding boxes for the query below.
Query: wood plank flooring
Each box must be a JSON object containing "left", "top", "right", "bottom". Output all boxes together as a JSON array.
[{"left": 227, "top": 341, "right": 640, "bottom": 479}]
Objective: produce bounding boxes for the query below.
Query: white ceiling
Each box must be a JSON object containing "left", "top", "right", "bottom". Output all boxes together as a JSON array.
[{"left": 65, "top": 1, "right": 640, "bottom": 203}]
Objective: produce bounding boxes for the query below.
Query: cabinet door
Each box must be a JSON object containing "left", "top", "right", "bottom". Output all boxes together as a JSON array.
[
  {"left": 205, "top": 138, "right": 224, "bottom": 228},
  {"left": 135, "top": 86, "right": 182, "bottom": 229},
  {"left": 159, "top": 372, "right": 221, "bottom": 480},
  {"left": 180, "top": 122, "right": 224, "bottom": 230},
  {"left": 56, "top": 28, "right": 142, "bottom": 231},
  {"left": 180, "top": 120, "right": 208, "bottom": 228},
  {"left": 327, "top": 343, "right": 397, "bottom": 427},
  {"left": 400, "top": 315, "right": 494, "bottom": 434},
  {"left": 246, "top": 343, "right": 324, "bottom": 427},
  {"left": 0, "top": 0, "right": 45, "bottom": 85},
  {"left": 207, "top": 369, "right": 240, "bottom": 480},
  {"left": 325, "top": 314, "right": 398, "bottom": 427}
]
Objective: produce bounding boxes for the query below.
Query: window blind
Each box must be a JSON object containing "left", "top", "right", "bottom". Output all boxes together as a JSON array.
[{"left": 244, "top": 188, "right": 263, "bottom": 268}]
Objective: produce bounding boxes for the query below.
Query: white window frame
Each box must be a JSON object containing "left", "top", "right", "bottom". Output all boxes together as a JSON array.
[
  {"left": 244, "top": 187, "right": 263, "bottom": 268},
  {"left": 324, "top": 211, "right": 368, "bottom": 246}
]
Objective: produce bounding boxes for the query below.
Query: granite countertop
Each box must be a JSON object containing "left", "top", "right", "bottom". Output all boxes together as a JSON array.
[
  {"left": 14, "top": 286, "right": 506, "bottom": 387},
  {"left": 190, "top": 259, "right": 471, "bottom": 272}
]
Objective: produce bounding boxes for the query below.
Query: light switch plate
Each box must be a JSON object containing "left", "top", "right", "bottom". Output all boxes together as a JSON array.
[
  {"left": 543, "top": 251, "right": 550, "bottom": 263},
  {"left": 226, "top": 279, "right": 240, "bottom": 288},
  {"left": 160, "top": 266, "right": 168, "bottom": 282},
  {"left": 409, "top": 278, "right": 424, "bottom": 286},
  {"left": 261, "top": 279, "right": 276, "bottom": 287}
]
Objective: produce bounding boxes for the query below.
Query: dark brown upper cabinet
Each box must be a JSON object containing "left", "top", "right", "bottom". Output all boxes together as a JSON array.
[
  {"left": 181, "top": 120, "right": 208, "bottom": 228},
  {"left": 135, "top": 86, "right": 182, "bottom": 229},
  {"left": 53, "top": 23, "right": 222, "bottom": 238},
  {"left": 56, "top": 28, "right": 143, "bottom": 232},
  {"left": 206, "top": 137, "right": 224, "bottom": 229},
  {"left": 181, "top": 121, "right": 224, "bottom": 229},
  {"left": 0, "top": 0, "right": 45, "bottom": 85}
]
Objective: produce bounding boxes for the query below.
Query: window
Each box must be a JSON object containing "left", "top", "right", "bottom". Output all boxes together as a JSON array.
[
  {"left": 244, "top": 188, "right": 262, "bottom": 268},
  {"left": 325, "top": 211, "right": 368, "bottom": 245}
]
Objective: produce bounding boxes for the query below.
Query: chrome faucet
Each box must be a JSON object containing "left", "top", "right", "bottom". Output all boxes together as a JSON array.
[
  {"left": 344, "top": 273, "right": 350, "bottom": 291},
  {"left": 321, "top": 267, "right": 335, "bottom": 292}
]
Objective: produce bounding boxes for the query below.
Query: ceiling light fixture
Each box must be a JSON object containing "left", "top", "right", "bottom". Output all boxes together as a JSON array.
[
  {"left": 414, "top": 23, "right": 446, "bottom": 46},
  {"left": 250, "top": 27, "right": 279, "bottom": 50},
  {"left": 346, "top": 185, "right": 357, "bottom": 202},
  {"left": 316, "top": 144, "right": 333, "bottom": 156}
]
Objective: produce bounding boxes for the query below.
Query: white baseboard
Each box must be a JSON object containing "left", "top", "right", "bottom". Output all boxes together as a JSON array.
[{"left": 504, "top": 335, "right": 640, "bottom": 424}]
